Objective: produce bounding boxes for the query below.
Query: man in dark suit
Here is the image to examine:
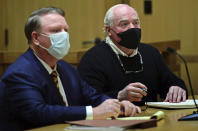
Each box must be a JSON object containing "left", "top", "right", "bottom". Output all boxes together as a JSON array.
[
  {"left": 78, "top": 4, "right": 187, "bottom": 105},
  {"left": 0, "top": 7, "right": 140, "bottom": 130}
]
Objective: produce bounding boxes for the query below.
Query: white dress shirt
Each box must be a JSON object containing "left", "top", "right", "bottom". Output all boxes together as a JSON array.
[{"left": 105, "top": 36, "right": 138, "bottom": 57}]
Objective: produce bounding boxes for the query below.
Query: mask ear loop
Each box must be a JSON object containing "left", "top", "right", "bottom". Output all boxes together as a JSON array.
[
  {"left": 37, "top": 32, "right": 51, "bottom": 50},
  {"left": 109, "top": 29, "right": 122, "bottom": 44},
  {"left": 110, "top": 29, "right": 120, "bottom": 37},
  {"left": 110, "top": 28, "right": 117, "bottom": 34}
]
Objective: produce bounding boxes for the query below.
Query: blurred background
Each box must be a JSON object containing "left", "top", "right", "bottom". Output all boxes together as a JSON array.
[{"left": 0, "top": 0, "right": 198, "bottom": 95}]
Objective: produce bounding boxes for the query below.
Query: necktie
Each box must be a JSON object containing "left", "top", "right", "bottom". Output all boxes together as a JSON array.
[
  {"left": 51, "top": 71, "right": 59, "bottom": 88},
  {"left": 51, "top": 71, "right": 68, "bottom": 106}
]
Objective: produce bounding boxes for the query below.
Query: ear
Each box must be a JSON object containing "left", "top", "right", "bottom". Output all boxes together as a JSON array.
[
  {"left": 105, "top": 26, "right": 111, "bottom": 36},
  {"left": 32, "top": 31, "right": 40, "bottom": 46}
]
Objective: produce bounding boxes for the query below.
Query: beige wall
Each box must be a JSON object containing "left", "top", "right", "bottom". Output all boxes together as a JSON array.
[
  {"left": 0, "top": 0, "right": 107, "bottom": 52},
  {"left": 0, "top": 0, "right": 6, "bottom": 51},
  {"left": 130, "top": 0, "right": 198, "bottom": 95},
  {"left": 0, "top": 0, "right": 198, "bottom": 94},
  {"left": 130, "top": 0, "right": 198, "bottom": 55},
  {"left": 1, "top": 0, "right": 198, "bottom": 53}
]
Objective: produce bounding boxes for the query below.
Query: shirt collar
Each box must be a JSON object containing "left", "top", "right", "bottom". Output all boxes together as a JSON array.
[
  {"left": 33, "top": 52, "right": 57, "bottom": 74},
  {"left": 105, "top": 36, "right": 138, "bottom": 57}
]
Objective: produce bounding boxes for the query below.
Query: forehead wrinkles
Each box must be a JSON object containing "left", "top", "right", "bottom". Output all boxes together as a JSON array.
[
  {"left": 40, "top": 13, "right": 65, "bottom": 25},
  {"left": 40, "top": 13, "right": 67, "bottom": 30},
  {"left": 113, "top": 6, "right": 139, "bottom": 24},
  {"left": 119, "top": 16, "right": 139, "bottom": 22}
]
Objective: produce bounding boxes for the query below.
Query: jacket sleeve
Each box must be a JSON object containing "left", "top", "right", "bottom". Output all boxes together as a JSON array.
[
  {"left": 2, "top": 71, "right": 87, "bottom": 127},
  {"left": 151, "top": 47, "right": 188, "bottom": 99},
  {"left": 80, "top": 79, "right": 110, "bottom": 107},
  {"left": 59, "top": 60, "right": 111, "bottom": 107}
]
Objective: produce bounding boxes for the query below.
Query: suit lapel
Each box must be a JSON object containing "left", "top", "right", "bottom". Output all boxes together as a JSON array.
[
  {"left": 23, "top": 48, "right": 66, "bottom": 105},
  {"left": 57, "top": 63, "right": 73, "bottom": 105}
]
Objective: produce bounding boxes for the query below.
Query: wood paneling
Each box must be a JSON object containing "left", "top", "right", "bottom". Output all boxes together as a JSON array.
[
  {"left": 129, "top": 0, "right": 198, "bottom": 95},
  {"left": 183, "top": 55, "right": 198, "bottom": 63},
  {"left": 0, "top": 0, "right": 106, "bottom": 52},
  {"left": 0, "top": 0, "right": 6, "bottom": 51},
  {"left": 1, "top": 0, "right": 198, "bottom": 94},
  {"left": 1, "top": 0, "right": 198, "bottom": 55},
  {"left": 130, "top": 0, "right": 198, "bottom": 55}
]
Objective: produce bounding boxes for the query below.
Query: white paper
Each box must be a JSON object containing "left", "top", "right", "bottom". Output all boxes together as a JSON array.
[{"left": 147, "top": 99, "right": 198, "bottom": 109}]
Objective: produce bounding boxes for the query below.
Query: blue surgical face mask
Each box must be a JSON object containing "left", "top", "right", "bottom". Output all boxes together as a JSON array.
[{"left": 39, "top": 31, "right": 70, "bottom": 59}]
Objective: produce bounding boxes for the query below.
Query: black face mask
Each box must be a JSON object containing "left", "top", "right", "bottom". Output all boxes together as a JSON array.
[{"left": 116, "top": 28, "right": 141, "bottom": 49}]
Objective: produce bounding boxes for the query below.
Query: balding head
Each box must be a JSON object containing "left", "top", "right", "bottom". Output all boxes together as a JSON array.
[{"left": 104, "top": 4, "right": 138, "bottom": 28}]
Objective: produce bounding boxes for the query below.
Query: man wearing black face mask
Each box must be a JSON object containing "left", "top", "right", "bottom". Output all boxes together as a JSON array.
[
  {"left": 78, "top": 4, "right": 187, "bottom": 105},
  {"left": 115, "top": 28, "right": 141, "bottom": 49}
]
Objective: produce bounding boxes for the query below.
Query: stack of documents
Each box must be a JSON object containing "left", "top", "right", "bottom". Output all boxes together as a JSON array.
[{"left": 147, "top": 99, "right": 198, "bottom": 109}]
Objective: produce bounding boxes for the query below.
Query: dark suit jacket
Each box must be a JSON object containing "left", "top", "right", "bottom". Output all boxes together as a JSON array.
[
  {"left": 0, "top": 82, "right": 23, "bottom": 131},
  {"left": 1, "top": 48, "right": 109, "bottom": 130}
]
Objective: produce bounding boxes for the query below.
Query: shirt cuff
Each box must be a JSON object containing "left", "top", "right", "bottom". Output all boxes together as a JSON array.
[{"left": 85, "top": 106, "right": 93, "bottom": 120}]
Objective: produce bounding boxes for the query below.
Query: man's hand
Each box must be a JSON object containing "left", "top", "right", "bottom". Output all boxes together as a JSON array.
[
  {"left": 117, "top": 82, "right": 147, "bottom": 102},
  {"left": 164, "top": 86, "right": 186, "bottom": 103},
  {"left": 93, "top": 99, "right": 121, "bottom": 119},
  {"left": 120, "top": 100, "right": 141, "bottom": 116}
]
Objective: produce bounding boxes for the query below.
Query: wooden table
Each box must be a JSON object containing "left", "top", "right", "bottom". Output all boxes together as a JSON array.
[{"left": 28, "top": 107, "right": 198, "bottom": 131}]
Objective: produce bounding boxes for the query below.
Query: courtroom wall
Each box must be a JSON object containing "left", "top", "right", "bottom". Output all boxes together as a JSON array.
[
  {"left": 0, "top": 0, "right": 106, "bottom": 51},
  {"left": 130, "top": 0, "right": 198, "bottom": 94},
  {"left": 0, "top": 0, "right": 198, "bottom": 94}
]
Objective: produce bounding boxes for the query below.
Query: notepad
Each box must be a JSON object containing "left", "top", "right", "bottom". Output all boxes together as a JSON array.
[
  {"left": 114, "top": 111, "right": 165, "bottom": 120},
  {"left": 147, "top": 99, "right": 198, "bottom": 109}
]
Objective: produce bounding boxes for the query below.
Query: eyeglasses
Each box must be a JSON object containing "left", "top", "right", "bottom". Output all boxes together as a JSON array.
[{"left": 116, "top": 52, "right": 143, "bottom": 74}]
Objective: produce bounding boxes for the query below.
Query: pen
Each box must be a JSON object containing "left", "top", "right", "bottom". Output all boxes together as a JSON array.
[{"left": 141, "top": 88, "right": 147, "bottom": 93}]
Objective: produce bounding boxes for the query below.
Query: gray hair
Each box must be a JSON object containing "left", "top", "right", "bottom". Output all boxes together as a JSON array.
[
  {"left": 104, "top": 4, "right": 138, "bottom": 33},
  {"left": 24, "top": 7, "right": 65, "bottom": 44},
  {"left": 104, "top": 4, "right": 121, "bottom": 28}
]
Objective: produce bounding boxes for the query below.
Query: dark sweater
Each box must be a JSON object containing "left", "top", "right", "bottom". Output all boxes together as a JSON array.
[{"left": 78, "top": 42, "right": 187, "bottom": 103}]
